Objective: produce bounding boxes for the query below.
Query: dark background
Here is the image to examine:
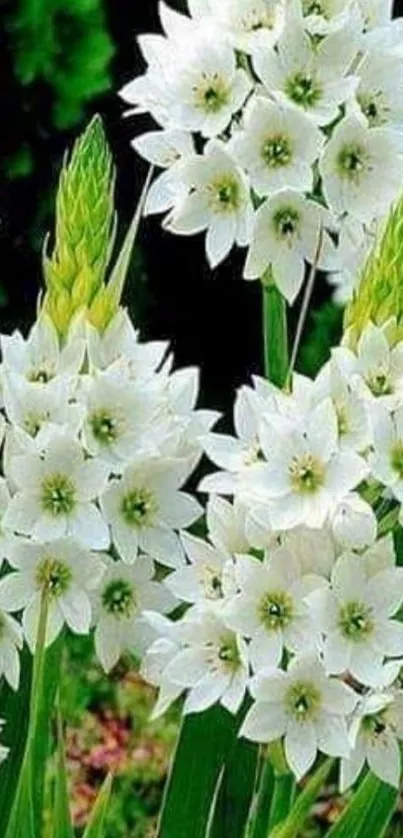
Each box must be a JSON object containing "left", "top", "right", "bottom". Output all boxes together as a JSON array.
[{"left": 0, "top": 0, "right": 402, "bottom": 415}]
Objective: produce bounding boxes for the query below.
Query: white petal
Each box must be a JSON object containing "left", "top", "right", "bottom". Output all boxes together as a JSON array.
[
  {"left": 316, "top": 712, "right": 351, "bottom": 758},
  {"left": 367, "top": 733, "right": 401, "bottom": 788},
  {"left": 184, "top": 671, "right": 230, "bottom": 714},
  {"left": 285, "top": 719, "right": 317, "bottom": 780},
  {"left": 70, "top": 503, "right": 110, "bottom": 550},
  {"left": 240, "top": 700, "right": 287, "bottom": 743},
  {"left": 95, "top": 616, "right": 122, "bottom": 672},
  {"left": 60, "top": 589, "right": 91, "bottom": 634}
]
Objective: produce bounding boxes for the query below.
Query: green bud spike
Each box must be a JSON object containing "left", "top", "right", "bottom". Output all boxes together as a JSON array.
[
  {"left": 42, "top": 114, "right": 116, "bottom": 335},
  {"left": 344, "top": 194, "right": 403, "bottom": 348}
]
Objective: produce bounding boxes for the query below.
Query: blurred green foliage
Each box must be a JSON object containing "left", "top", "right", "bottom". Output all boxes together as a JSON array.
[
  {"left": 299, "top": 301, "right": 343, "bottom": 379},
  {"left": 4, "top": 0, "right": 114, "bottom": 178}
]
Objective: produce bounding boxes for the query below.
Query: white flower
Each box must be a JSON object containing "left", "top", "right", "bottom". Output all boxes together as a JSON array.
[
  {"left": 4, "top": 432, "right": 110, "bottom": 549},
  {"left": 141, "top": 613, "right": 184, "bottom": 718},
  {"left": 244, "top": 190, "right": 337, "bottom": 302},
  {"left": 297, "top": 0, "right": 354, "bottom": 35},
  {"left": 338, "top": 322, "right": 403, "bottom": 406},
  {"left": 0, "top": 539, "right": 105, "bottom": 650},
  {"left": 166, "top": 141, "right": 254, "bottom": 268},
  {"left": 212, "top": 0, "right": 286, "bottom": 53},
  {"left": 164, "top": 611, "right": 250, "bottom": 714},
  {"left": 320, "top": 115, "right": 403, "bottom": 222},
  {"left": 313, "top": 355, "right": 371, "bottom": 453},
  {"left": 252, "top": 14, "right": 359, "bottom": 125},
  {"left": 241, "top": 655, "right": 357, "bottom": 779},
  {"left": 1, "top": 314, "right": 85, "bottom": 385},
  {"left": 331, "top": 494, "right": 377, "bottom": 551},
  {"left": 166, "top": 531, "right": 235, "bottom": 608},
  {"left": 3, "top": 373, "right": 83, "bottom": 442},
  {"left": 224, "top": 549, "right": 323, "bottom": 671},
  {"left": 86, "top": 310, "right": 168, "bottom": 378},
  {"left": 0, "top": 610, "right": 22, "bottom": 690},
  {"left": 200, "top": 386, "right": 261, "bottom": 495},
  {"left": 206, "top": 495, "right": 250, "bottom": 556},
  {"left": 168, "top": 32, "right": 252, "bottom": 137},
  {"left": 133, "top": 129, "right": 195, "bottom": 216},
  {"left": 340, "top": 691, "right": 403, "bottom": 790},
  {"left": 352, "top": 48, "right": 403, "bottom": 129},
  {"left": 80, "top": 367, "right": 159, "bottom": 466},
  {"left": 253, "top": 400, "right": 368, "bottom": 530},
  {"left": 125, "top": 19, "right": 252, "bottom": 137},
  {"left": 100, "top": 456, "right": 201, "bottom": 566},
  {"left": 280, "top": 526, "right": 336, "bottom": 578},
  {"left": 309, "top": 551, "right": 403, "bottom": 686},
  {"left": 92, "top": 556, "right": 174, "bottom": 672},
  {"left": 371, "top": 406, "right": 403, "bottom": 508},
  {"left": 231, "top": 97, "right": 323, "bottom": 197}
]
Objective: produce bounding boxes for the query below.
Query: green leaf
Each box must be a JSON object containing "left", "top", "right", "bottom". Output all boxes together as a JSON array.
[
  {"left": 270, "top": 759, "right": 334, "bottom": 838},
  {"left": 83, "top": 773, "right": 114, "bottom": 838},
  {"left": 326, "top": 772, "right": 398, "bottom": 838},
  {"left": 249, "top": 755, "right": 275, "bottom": 838},
  {"left": 208, "top": 736, "right": 259, "bottom": 838},
  {"left": 0, "top": 638, "right": 63, "bottom": 836},
  {"left": 157, "top": 706, "right": 242, "bottom": 838},
  {"left": 268, "top": 772, "right": 296, "bottom": 832},
  {"left": 53, "top": 708, "right": 74, "bottom": 838}
]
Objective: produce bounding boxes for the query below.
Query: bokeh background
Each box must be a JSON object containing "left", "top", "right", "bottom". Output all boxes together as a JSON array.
[{"left": 1, "top": 2, "right": 403, "bottom": 835}]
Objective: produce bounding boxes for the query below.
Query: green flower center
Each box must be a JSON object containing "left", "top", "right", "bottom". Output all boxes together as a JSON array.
[
  {"left": 338, "top": 601, "right": 374, "bottom": 641},
  {"left": 286, "top": 681, "right": 322, "bottom": 722},
  {"left": 40, "top": 474, "right": 76, "bottom": 517},
  {"left": 216, "top": 635, "right": 241, "bottom": 671},
  {"left": 102, "top": 579, "right": 137, "bottom": 619},
  {"left": 289, "top": 453, "right": 326, "bottom": 493},
  {"left": 120, "top": 487, "right": 156, "bottom": 529},
  {"left": 36, "top": 557, "right": 72, "bottom": 598},
  {"left": 390, "top": 441, "right": 403, "bottom": 481},
  {"left": 207, "top": 175, "right": 241, "bottom": 214},
  {"left": 259, "top": 590, "right": 294, "bottom": 630},
  {"left": 285, "top": 72, "right": 322, "bottom": 108},
  {"left": 303, "top": 0, "right": 325, "bottom": 13},
  {"left": 362, "top": 712, "right": 387, "bottom": 736},
  {"left": 90, "top": 409, "right": 119, "bottom": 446},
  {"left": 366, "top": 369, "right": 392, "bottom": 397},
  {"left": 23, "top": 411, "right": 49, "bottom": 437},
  {"left": 273, "top": 207, "right": 300, "bottom": 239},
  {"left": 203, "top": 568, "right": 224, "bottom": 600},
  {"left": 194, "top": 74, "right": 230, "bottom": 114},
  {"left": 261, "top": 134, "right": 293, "bottom": 168},
  {"left": 337, "top": 143, "right": 369, "bottom": 181},
  {"left": 357, "top": 92, "right": 385, "bottom": 127},
  {"left": 29, "top": 367, "right": 53, "bottom": 383}
]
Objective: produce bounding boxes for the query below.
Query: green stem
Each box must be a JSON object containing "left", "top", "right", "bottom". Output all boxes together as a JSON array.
[
  {"left": 270, "top": 759, "right": 334, "bottom": 838},
  {"left": 249, "top": 752, "right": 275, "bottom": 838},
  {"left": 268, "top": 774, "right": 296, "bottom": 833},
  {"left": 262, "top": 275, "right": 288, "bottom": 387},
  {"left": 29, "top": 591, "right": 49, "bottom": 723}
]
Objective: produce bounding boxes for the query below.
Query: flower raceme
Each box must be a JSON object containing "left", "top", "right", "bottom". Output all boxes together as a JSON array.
[
  {"left": 1, "top": 307, "right": 403, "bottom": 788},
  {"left": 123, "top": 0, "right": 403, "bottom": 303}
]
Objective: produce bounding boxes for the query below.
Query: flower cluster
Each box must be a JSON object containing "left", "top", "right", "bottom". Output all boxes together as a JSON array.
[
  {"left": 141, "top": 318, "right": 403, "bottom": 790},
  {"left": 122, "top": 0, "right": 403, "bottom": 303},
  {"left": 0, "top": 310, "right": 217, "bottom": 684}
]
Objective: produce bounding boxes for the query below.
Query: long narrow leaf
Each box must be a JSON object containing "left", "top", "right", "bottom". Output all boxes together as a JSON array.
[
  {"left": 326, "top": 772, "right": 398, "bottom": 838},
  {"left": 157, "top": 706, "right": 241, "bottom": 838},
  {"left": 270, "top": 759, "right": 334, "bottom": 838},
  {"left": 53, "top": 708, "right": 74, "bottom": 838},
  {"left": 1, "top": 637, "right": 63, "bottom": 836},
  {"left": 83, "top": 773, "right": 113, "bottom": 838},
  {"left": 268, "top": 772, "right": 295, "bottom": 832},
  {"left": 249, "top": 756, "right": 275, "bottom": 838},
  {"left": 208, "top": 737, "right": 259, "bottom": 838}
]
